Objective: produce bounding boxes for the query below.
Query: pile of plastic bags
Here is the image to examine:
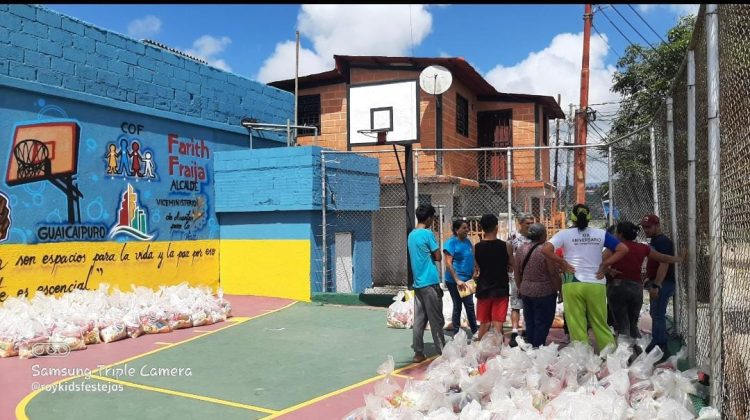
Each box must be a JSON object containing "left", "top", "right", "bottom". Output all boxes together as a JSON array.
[
  {"left": 0, "top": 283, "right": 231, "bottom": 359},
  {"left": 346, "top": 332, "right": 720, "bottom": 419}
]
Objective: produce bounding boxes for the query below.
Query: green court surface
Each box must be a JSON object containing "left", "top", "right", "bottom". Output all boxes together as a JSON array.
[{"left": 22, "top": 303, "right": 422, "bottom": 419}]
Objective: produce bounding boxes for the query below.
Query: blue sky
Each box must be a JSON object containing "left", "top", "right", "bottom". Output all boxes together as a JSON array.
[{"left": 44, "top": 4, "right": 698, "bottom": 130}]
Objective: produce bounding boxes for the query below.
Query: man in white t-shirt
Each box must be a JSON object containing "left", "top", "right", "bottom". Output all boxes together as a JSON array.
[{"left": 541, "top": 204, "right": 629, "bottom": 352}]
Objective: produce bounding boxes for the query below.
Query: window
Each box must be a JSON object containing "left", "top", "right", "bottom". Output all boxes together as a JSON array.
[
  {"left": 456, "top": 93, "right": 469, "bottom": 137},
  {"left": 298, "top": 94, "right": 321, "bottom": 132}
]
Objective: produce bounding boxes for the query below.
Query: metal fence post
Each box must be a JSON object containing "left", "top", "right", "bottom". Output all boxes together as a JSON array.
[
  {"left": 686, "top": 49, "right": 698, "bottom": 367},
  {"left": 650, "top": 125, "right": 659, "bottom": 217},
  {"left": 706, "top": 4, "right": 723, "bottom": 412},
  {"left": 438, "top": 205, "right": 445, "bottom": 287},
  {"left": 507, "top": 149, "right": 513, "bottom": 235},
  {"left": 414, "top": 149, "right": 419, "bottom": 226},
  {"left": 321, "top": 151, "right": 328, "bottom": 292},
  {"left": 666, "top": 97, "right": 681, "bottom": 334}
]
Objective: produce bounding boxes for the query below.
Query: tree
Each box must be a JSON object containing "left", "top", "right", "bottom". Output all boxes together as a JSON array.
[{"left": 608, "top": 15, "right": 697, "bottom": 176}]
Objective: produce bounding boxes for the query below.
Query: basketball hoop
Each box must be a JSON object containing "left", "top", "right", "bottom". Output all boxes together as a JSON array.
[
  {"left": 357, "top": 128, "right": 390, "bottom": 145},
  {"left": 14, "top": 139, "right": 51, "bottom": 180}
]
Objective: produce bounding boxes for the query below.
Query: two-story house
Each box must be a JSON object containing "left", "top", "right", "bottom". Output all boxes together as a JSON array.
[{"left": 270, "top": 55, "right": 565, "bottom": 287}]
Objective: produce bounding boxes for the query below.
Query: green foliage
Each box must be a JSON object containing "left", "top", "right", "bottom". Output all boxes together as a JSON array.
[{"left": 609, "top": 15, "right": 697, "bottom": 177}]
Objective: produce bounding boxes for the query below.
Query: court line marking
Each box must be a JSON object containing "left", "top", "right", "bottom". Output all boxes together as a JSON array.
[
  {"left": 15, "top": 301, "right": 298, "bottom": 420},
  {"left": 261, "top": 355, "right": 438, "bottom": 419},
  {"left": 91, "top": 374, "right": 278, "bottom": 414}
]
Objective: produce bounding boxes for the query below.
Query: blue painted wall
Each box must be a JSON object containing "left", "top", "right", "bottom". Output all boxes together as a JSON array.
[
  {"left": 0, "top": 3, "right": 294, "bottom": 245},
  {"left": 214, "top": 146, "right": 380, "bottom": 293},
  {"left": 0, "top": 4, "right": 292, "bottom": 143}
]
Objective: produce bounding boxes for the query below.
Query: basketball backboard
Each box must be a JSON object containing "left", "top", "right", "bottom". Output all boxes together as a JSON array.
[
  {"left": 5, "top": 120, "right": 80, "bottom": 185},
  {"left": 348, "top": 80, "right": 419, "bottom": 147}
]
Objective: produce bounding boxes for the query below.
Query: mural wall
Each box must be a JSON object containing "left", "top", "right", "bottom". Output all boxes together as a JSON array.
[{"left": 0, "top": 86, "right": 255, "bottom": 301}]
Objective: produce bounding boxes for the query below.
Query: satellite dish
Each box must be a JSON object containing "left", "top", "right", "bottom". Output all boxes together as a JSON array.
[{"left": 419, "top": 65, "right": 453, "bottom": 95}]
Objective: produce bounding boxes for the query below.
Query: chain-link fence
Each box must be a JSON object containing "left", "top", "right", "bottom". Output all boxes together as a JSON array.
[
  {"left": 612, "top": 4, "right": 750, "bottom": 416},
  {"left": 321, "top": 143, "right": 616, "bottom": 295}
]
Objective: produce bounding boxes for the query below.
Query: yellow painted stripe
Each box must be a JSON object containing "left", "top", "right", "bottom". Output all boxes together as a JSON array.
[
  {"left": 193, "top": 330, "right": 212, "bottom": 333},
  {"left": 262, "top": 355, "right": 438, "bottom": 419},
  {"left": 391, "top": 373, "right": 412, "bottom": 379},
  {"left": 227, "top": 316, "right": 251, "bottom": 322},
  {"left": 155, "top": 342, "right": 173, "bottom": 346},
  {"left": 15, "top": 301, "right": 297, "bottom": 420},
  {"left": 91, "top": 374, "right": 278, "bottom": 414}
]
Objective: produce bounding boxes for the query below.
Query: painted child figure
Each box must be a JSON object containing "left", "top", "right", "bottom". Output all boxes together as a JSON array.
[
  {"left": 129, "top": 141, "right": 144, "bottom": 177},
  {"left": 142, "top": 151, "right": 156, "bottom": 179},
  {"left": 106, "top": 144, "right": 118, "bottom": 174}
]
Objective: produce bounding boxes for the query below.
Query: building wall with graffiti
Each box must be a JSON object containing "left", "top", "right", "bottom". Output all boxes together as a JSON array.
[{"left": 0, "top": 79, "right": 289, "bottom": 302}]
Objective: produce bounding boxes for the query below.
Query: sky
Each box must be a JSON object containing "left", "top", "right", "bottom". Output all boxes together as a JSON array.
[{"left": 44, "top": 3, "right": 699, "bottom": 143}]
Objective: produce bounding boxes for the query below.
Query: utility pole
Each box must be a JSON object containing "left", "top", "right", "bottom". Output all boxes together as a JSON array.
[
  {"left": 575, "top": 4, "right": 593, "bottom": 204},
  {"left": 553, "top": 93, "right": 561, "bottom": 188},
  {"left": 294, "top": 30, "right": 300, "bottom": 146}
]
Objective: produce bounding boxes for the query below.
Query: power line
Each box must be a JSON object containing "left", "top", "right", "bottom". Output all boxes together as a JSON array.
[
  {"left": 610, "top": 4, "right": 656, "bottom": 50},
  {"left": 592, "top": 22, "right": 623, "bottom": 63},
  {"left": 627, "top": 4, "right": 667, "bottom": 44},
  {"left": 595, "top": 5, "right": 641, "bottom": 52}
]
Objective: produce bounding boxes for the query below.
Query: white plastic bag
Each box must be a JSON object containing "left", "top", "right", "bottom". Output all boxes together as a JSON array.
[{"left": 387, "top": 291, "right": 414, "bottom": 329}]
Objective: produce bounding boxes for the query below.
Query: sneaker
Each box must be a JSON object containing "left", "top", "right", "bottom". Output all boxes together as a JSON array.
[
  {"left": 412, "top": 353, "right": 427, "bottom": 363},
  {"left": 627, "top": 344, "right": 643, "bottom": 366},
  {"left": 509, "top": 332, "right": 519, "bottom": 348},
  {"left": 472, "top": 331, "right": 480, "bottom": 342}
]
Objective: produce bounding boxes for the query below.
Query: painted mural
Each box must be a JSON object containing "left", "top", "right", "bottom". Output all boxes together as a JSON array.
[{"left": 0, "top": 87, "right": 251, "bottom": 299}]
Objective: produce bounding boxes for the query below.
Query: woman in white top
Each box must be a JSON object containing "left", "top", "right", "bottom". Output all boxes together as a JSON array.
[{"left": 541, "top": 203, "right": 629, "bottom": 352}]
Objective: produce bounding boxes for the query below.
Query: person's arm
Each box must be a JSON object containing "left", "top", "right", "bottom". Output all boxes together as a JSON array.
[
  {"left": 506, "top": 241, "right": 514, "bottom": 273},
  {"left": 598, "top": 242, "right": 629, "bottom": 279},
  {"left": 648, "top": 248, "right": 686, "bottom": 264},
  {"left": 431, "top": 248, "right": 442, "bottom": 262},
  {"left": 443, "top": 251, "right": 465, "bottom": 287},
  {"left": 428, "top": 234, "right": 441, "bottom": 262},
  {"left": 473, "top": 255, "right": 480, "bottom": 279}
]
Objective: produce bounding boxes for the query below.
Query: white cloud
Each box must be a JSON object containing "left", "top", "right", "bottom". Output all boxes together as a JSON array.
[
  {"left": 485, "top": 31, "right": 621, "bottom": 132},
  {"left": 256, "top": 5, "right": 433, "bottom": 83},
  {"left": 127, "top": 15, "right": 161, "bottom": 39},
  {"left": 185, "top": 35, "right": 233, "bottom": 72}
]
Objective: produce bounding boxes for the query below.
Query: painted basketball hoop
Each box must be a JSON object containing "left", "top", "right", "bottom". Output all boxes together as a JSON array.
[
  {"left": 356, "top": 128, "right": 390, "bottom": 145},
  {"left": 14, "top": 139, "right": 52, "bottom": 180}
]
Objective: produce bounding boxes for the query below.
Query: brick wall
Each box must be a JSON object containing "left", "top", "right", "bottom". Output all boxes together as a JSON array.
[
  {"left": 294, "top": 66, "right": 548, "bottom": 182},
  {"left": 214, "top": 146, "right": 379, "bottom": 213},
  {"left": 0, "top": 4, "right": 292, "bottom": 130}
]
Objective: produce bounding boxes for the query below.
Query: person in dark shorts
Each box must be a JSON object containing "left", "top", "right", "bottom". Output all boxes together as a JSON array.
[
  {"left": 443, "top": 219, "right": 479, "bottom": 338},
  {"left": 473, "top": 214, "right": 513, "bottom": 341}
]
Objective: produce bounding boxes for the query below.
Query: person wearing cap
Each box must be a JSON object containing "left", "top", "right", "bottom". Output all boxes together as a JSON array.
[
  {"left": 514, "top": 223, "right": 561, "bottom": 348},
  {"left": 508, "top": 213, "right": 534, "bottom": 346},
  {"left": 541, "top": 203, "right": 629, "bottom": 352},
  {"left": 607, "top": 221, "right": 685, "bottom": 353},
  {"left": 640, "top": 214, "right": 677, "bottom": 356}
]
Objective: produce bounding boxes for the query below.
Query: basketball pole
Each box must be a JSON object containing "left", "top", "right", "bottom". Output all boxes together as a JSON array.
[{"left": 405, "top": 143, "right": 416, "bottom": 289}]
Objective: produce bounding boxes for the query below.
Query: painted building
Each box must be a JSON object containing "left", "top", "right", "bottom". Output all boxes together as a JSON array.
[{"left": 0, "top": 4, "right": 298, "bottom": 301}]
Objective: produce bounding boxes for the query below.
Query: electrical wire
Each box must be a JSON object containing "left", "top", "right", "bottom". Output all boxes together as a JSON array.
[
  {"left": 592, "top": 23, "right": 623, "bottom": 63},
  {"left": 627, "top": 4, "right": 667, "bottom": 44},
  {"left": 610, "top": 4, "right": 657, "bottom": 50}
]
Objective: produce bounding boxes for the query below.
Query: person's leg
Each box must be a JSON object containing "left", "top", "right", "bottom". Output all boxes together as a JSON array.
[
  {"left": 510, "top": 282, "right": 523, "bottom": 339},
  {"left": 476, "top": 298, "right": 491, "bottom": 340},
  {"left": 584, "top": 283, "right": 615, "bottom": 352},
  {"left": 649, "top": 280, "right": 675, "bottom": 352},
  {"left": 445, "top": 282, "right": 462, "bottom": 334},
  {"left": 491, "top": 297, "right": 509, "bottom": 337},
  {"left": 412, "top": 287, "right": 429, "bottom": 355},
  {"left": 522, "top": 296, "right": 536, "bottom": 347},
  {"left": 607, "top": 282, "right": 630, "bottom": 337},
  {"left": 625, "top": 281, "right": 644, "bottom": 339},
  {"left": 422, "top": 285, "right": 446, "bottom": 354},
  {"left": 562, "top": 283, "right": 589, "bottom": 344},
  {"left": 461, "top": 294, "right": 478, "bottom": 334},
  {"left": 534, "top": 293, "right": 557, "bottom": 348}
]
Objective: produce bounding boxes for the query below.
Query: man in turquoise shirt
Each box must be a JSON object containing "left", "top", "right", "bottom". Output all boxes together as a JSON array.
[{"left": 407, "top": 204, "right": 445, "bottom": 362}]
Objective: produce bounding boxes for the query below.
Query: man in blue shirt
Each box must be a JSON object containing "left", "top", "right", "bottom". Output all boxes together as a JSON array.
[{"left": 407, "top": 204, "right": 445, "bottom": 362}]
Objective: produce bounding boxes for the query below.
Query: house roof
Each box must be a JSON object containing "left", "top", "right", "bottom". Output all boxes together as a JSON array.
[{"left": 268, "top": 55, "right": 566, "bottom": 119}]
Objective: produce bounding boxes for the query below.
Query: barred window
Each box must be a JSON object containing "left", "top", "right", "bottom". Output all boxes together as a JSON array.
[
  {"left": 456, "top": 93, "right": 469, "bottom": 137},
  {"left": 298, "top": 94, "right": 321, "bottom": 132}
]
